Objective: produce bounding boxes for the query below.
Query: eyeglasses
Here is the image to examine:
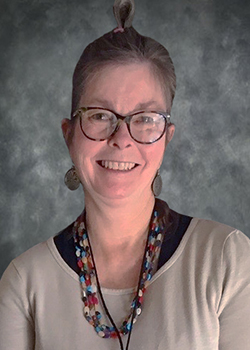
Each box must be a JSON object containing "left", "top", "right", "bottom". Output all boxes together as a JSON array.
[{"left": 72, "top": 107, "right": 171, "bottom": 144}]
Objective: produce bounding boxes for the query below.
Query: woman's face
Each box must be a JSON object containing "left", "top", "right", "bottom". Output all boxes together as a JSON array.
[{"left": 62, "top": 63, "right": 175, "bottom": 201}]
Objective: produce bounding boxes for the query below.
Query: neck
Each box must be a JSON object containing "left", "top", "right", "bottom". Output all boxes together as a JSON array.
[{"left": 84, "top": 190, "right": 155, "bottom": 258}]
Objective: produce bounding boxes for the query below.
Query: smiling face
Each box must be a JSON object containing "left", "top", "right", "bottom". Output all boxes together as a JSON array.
[{"left": 62, "top": 62, "right": 175, "bottom": 202}]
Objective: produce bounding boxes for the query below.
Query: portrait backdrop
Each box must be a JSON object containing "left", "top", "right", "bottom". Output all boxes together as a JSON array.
[{"left": 0, "top": 0, "right": 249, "bottom": 276}]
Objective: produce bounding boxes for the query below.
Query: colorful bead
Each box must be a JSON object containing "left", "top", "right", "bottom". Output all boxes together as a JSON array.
[
  {"left": 77, "top": 260, "right": 83, "bottom": 268},
  {"left": 136, "top": 308, "right": 141, "bottom": 315},
  {"left": 97, "top": 331, "right": 105, "bottom": 338},
  {"left": 126, "top": 323, "right": 131, "bottom": 331}
]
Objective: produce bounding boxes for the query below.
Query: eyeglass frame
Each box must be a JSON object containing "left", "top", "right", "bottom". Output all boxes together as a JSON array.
[{"left": 72, "top": 106, "right": 171, "bottom": 144}]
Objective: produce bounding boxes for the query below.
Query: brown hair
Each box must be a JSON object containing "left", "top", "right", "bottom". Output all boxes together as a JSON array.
[{"left": 71, "top": 2, "right": 176, "bottom": 115}]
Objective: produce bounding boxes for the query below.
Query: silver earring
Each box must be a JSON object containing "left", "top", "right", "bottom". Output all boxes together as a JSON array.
[
  {"left": 64, "top": 166, "right": 80, "bottom": 191},
  {"left": 152, "top": 170, "right": 162, "bottom": 197}
]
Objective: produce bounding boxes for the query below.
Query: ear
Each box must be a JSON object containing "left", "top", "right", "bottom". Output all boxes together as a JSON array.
[
  {"left": 165, "top": 124, "right": 175, "bottom": 145},
  {"left": 61, "top": 118, "right": 74, "bottom": 147}
]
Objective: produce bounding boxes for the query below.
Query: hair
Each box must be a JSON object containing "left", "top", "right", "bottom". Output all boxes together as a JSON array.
[{"left": 71, "top": 1, "right": 176, "bottom": 116}]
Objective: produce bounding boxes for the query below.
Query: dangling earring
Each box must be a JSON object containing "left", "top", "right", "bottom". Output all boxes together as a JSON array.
[
  {"left": 152, "top": 170, "right": 162, "bottom": 197},
  {"left": 64, "top": 165, "right": 80, "bottom": 191}
]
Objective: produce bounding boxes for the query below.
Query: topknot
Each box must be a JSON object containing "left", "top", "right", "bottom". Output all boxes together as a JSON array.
[{"left": 113, "top": 0, "right": 135, "bottom": 29}]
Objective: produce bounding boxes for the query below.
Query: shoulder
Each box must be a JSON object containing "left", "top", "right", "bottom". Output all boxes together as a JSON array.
[
  {"left": 187, "top": 219, "right": 250, "bottom": 321},
  {"left": 1, "top": 233, "right": 62, "bottom": 286},
  {"left": 13, "top": 238, "right": 54, "bottom": 270},
  {"left": 0, "top": 237, "right": 54, "bottom": 309},
  {"left": 10, "top": 221, "right": 75, "bottom": 272},
  {"left": 183, "top": 217, "right": 250, "bottom": 271},
  {"left": 187, "top": 216, "right": 247, "bottom": 246},
  {"left": 4, "top": 237, "right": 53, "bottom": 278}
]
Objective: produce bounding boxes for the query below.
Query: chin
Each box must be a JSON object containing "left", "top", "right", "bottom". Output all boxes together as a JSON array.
[
  {"left": 85, "top": 184, "right": 140, "bottom": 202},
  {"left": 99, "top": 188, "right": 134, "bottom": 200}
]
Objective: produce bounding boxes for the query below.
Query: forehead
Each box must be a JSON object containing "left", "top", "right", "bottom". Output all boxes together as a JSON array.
[{"left": 79, "top": 62, "right": 168, "bottom": 113}]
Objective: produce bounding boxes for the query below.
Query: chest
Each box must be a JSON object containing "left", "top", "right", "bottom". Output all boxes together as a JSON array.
[
  {"left": 94, "top": 251, "right": 145, "bottom": 289},
  {"left": 32, "top": 265, "right": 220, "bottom": 350}
]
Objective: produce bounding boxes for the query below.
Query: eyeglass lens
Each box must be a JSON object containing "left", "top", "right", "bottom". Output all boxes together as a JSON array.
[{"left": 80, "top": 109, "right": 166, "bottom": 143}]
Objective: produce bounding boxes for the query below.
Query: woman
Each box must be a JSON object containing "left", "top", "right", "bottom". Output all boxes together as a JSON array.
[{"left": 1, "top": 1, "right": 250, "bottom": 349}]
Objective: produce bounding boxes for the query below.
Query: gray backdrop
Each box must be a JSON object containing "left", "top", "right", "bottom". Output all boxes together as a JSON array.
[{"left": 0, "top": 0, "right": 249, "bottom": 277}]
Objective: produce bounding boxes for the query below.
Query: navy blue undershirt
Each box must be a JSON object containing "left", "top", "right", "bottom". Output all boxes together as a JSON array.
[{"left": 54, "top": 203, "right": 192, "bottom": 274}]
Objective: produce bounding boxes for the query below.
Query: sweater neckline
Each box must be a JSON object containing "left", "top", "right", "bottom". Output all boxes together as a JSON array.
[{"left": 47, "top": 217, "right": 199, "bottom": 295}]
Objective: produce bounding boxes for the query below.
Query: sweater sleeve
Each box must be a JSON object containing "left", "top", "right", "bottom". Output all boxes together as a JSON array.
[
  {"left": 0, "top": 261, "right": 35, "bottom": 350},
  {"left": 218, "top": 230, "right": 250, "bottom": 350}
]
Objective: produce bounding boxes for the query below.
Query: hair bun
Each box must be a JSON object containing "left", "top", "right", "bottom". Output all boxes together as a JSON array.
[{"left": 113, "top": 0, "right": 135, "bottom": 29}]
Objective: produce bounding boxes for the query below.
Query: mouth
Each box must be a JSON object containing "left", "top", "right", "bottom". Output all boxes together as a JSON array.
[{"left": 97, "top": 160, "right": 139, "bottom": 171}]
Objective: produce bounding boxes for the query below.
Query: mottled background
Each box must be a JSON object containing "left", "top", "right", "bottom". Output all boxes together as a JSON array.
[{"left": 0, "top": 0, "right": 249, "bottom": 277}]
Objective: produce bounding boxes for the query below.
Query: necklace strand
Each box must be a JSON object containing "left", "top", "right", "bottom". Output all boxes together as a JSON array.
[
  {"left": 87, "top": 226, "right": 143, "bottom": 350},
  {"left": 73, "top": 208, "right": 164, "bottom": 349}
]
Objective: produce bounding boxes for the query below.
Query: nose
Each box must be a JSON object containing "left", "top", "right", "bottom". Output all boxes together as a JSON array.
[{"left": 107, "top": 120, "right": 133, "bottom": 149}]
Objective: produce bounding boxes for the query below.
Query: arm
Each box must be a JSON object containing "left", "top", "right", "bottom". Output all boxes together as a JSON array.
[
  {"left": 0, "top": 261, "right": 35, "bottom": 350},
  {"left": 218, "top": 230, "right": 250, "bottom": 350}
]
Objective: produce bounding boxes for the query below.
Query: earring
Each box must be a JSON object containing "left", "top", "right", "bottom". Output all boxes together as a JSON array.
[
  {"left": 64, "top": 166, "right": 80, "bottom": 191},
  {"left": 152, "top": 170, "right": 162, "bottom": 197}
]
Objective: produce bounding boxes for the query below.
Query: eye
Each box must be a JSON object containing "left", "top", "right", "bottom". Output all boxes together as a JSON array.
[
  {"left": 132, "top": 115, "right": 155, "bottom": 125},
  {"left": 141, "top": 116, "right": 154, "bottom": 124},
  {"left": 89, "top": 113, "right": 111, "bottom": 121},
  {"left": 83, "top": 109, "right": 114, "bottom": 124}
]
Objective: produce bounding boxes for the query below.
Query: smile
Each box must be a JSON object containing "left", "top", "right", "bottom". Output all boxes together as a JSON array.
[{"left": 98, "top": 160, "right": 138, "bottom": 171}]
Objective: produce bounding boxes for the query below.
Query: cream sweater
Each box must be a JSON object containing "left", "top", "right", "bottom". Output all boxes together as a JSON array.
[{"left": 1, "top": 217, "right": 250, "bottom": 350}]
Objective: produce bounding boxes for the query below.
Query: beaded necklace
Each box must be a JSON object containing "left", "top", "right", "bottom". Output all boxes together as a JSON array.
[{"left": 73, "top": 207, "right": 165, "bottom": 349}]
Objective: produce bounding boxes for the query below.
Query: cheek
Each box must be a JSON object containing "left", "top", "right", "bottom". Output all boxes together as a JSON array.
[
  {"left": 68, "top": 128, "right": 103, "bottom": 172},
  {"left": 142, "top": 139, "right": 166, "bottom": 170},
  {"left": 154, "top": 136, "right": 166, "bottom": 162}
]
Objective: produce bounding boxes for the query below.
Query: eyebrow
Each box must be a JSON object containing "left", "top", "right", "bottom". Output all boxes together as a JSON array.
[{"left": 87, "top": 99, "right": 165, "bottom": 114}]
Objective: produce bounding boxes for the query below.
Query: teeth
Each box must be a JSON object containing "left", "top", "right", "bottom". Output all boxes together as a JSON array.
[{"left": 100, "top": 161, "right": 136, "bottom": 170}]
